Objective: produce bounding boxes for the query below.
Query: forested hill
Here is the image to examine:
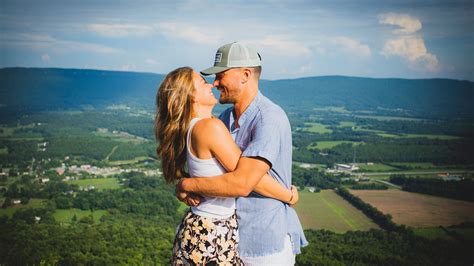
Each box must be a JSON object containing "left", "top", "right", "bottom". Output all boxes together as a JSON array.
[
  {"left": 1, "top": 67, "right": 473, "bottom": 119},
  {"left": 260, "top": 76, "right": 473, "bottom": 119}
]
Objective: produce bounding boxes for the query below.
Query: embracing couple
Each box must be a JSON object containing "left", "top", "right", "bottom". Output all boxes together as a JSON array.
[{"left": 154, "top": 41, "right": 308, "bottom": 265}]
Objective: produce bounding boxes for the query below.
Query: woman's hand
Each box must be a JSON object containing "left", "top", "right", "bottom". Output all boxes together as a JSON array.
[{"left": 289, "top": 185, "right": 299, "bottom": 207}]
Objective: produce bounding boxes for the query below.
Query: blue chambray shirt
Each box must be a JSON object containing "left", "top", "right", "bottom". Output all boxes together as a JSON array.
[{"left": 219, "top": 91, "right": 308, "bottom": 257}]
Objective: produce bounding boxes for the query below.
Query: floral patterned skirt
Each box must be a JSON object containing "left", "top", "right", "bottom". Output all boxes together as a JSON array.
[{"left": 171, "top": 210, "right": 243, "bottom": 265}]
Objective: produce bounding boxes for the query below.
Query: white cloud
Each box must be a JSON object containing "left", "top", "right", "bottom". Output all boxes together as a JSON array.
[
  {"left": 378, "top": 13, "right": 422, "bottom": 34},
  {"left": 145, "top": 58, "right": 158, "bottom": 65},
  {"left": 121, "top": 64, "right": 137, "bottom": 71},
  {"left": 87, "top": 23, "right": 154, "bottom": 38},
  {"left": 1, "top": 33, "right": 121, "bottom": 54},
  {"left": 247, "top": 35, "right": 312, "bottom": 57},
  {"left": 41, "top": 53, "right": 50, "bottom": 62},
  {"left": 329, "top": 37, "right": 371, "bottom": 57},
  {"left": 382, "top": 36, "right": 439, "bottom": 71},
  {"left": 157, "top": 22, "right": 221, "bottom": 44},
  {"left": 379, "top": 13, "right": 439, "bottom": 72}
]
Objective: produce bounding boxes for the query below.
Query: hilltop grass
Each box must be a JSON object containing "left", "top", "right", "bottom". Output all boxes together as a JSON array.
[
  {"left": 53, "top": 208, "right": 108, "bottom": 225},
  {"left": 303, "top": 122, "right": 333, "bottom": 134},
  {"left": 294, "top": 189, "right": 378, "bottom": 232},
  {"left": 67, "top": 178, "right": 121, "bottom": 190}
]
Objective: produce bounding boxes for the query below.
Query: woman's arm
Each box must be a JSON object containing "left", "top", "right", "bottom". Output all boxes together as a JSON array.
[{"left": 193, "top": 118, "right": 297, "bottom": 204}]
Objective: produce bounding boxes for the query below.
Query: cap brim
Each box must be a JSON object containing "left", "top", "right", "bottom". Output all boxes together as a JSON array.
[{"left": 200, "top": 66, "right": 231, "bottom": 76}]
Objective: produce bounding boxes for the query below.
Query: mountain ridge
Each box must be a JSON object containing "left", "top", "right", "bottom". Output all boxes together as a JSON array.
[{"left": 1, "top": 67, "right": 473, "bottom": 119}]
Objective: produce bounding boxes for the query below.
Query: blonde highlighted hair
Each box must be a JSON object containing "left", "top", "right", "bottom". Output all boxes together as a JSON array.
[{"left": 154, "top": 67, "right": 194, "bottom": 183}]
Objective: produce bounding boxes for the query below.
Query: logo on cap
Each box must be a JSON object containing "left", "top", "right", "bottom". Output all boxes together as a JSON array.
[{"left": 214, "top": 52, "right": 222, "bottom": 63}]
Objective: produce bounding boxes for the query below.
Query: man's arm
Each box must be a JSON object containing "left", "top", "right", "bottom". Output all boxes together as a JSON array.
[{"left": 179, "top": 156, "right": 270, "bottom": 197}]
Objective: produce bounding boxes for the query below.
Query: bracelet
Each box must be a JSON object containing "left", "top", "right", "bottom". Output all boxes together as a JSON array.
[{"left": 288, "top": 191, "right": 294, "bottom": 204}]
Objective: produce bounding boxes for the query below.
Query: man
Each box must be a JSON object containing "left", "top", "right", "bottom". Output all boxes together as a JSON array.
[{"left": 177, "top": 41, "right": 307, "bottom": 265}]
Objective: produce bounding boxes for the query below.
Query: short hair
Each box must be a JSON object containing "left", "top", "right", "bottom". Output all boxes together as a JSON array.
[{"left": 252, "top": 66, "right": 262, "bottom": 80}]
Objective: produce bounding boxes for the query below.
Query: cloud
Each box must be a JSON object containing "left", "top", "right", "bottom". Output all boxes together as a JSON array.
[
  {"left": 87, "top": 23, "right": 154, "bottom": 38},
  {"left": 41, "top": 53, "right": 50, "bottom": 62},
  {"left": 145, "top": 58, "right": 158, "bottom": 65},
  {"left": 247, "top": 35, "right": 312, "bottom": 57},
  {"left": 382, "top": 36, "right": 439, "bottom": 71},
  {"left": 329, "top": 37, "right": 371, "bottom": 57},
  {"left": 379, "top": 13, "right": 422, "bottom": 34},
  {"left": 1, "top": 33, "right": 121, "bottom": 54},
  {"left": 157, "top": 22, "right": 221, "bottom": 44},
  {"left": 379, "top": 13, "right": 439, "bottom": 72}
]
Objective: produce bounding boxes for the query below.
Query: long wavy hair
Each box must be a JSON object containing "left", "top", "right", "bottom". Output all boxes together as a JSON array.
[{"left": 154, "top": 67, "right": 194, "bottom": 183}]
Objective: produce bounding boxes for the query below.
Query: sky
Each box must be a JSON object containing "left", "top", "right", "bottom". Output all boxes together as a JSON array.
[{"left": 0, "top": 0, "right": 473, "bottom": 80}]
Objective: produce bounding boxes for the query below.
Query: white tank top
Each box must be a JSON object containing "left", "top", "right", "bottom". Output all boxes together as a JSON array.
[{"left": 187, "top": 118, "right": 235, "bottom": 219}]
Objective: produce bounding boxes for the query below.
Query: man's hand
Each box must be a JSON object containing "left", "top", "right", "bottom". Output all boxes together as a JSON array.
[
  {"left": 176, "top": 179, "right": 204, "bottom": 207},
  {"left": 289, "top": 185, "right": 299, "bottom": 207}
]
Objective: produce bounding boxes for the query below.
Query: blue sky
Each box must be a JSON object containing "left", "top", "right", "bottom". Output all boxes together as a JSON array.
[{"left": 1, "top": 0, "right": 472, "bottom": 80}]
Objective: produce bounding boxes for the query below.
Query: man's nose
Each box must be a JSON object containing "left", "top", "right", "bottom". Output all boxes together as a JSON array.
[{"left": 213, "top": 79, "right": 219, "bottom": 87}]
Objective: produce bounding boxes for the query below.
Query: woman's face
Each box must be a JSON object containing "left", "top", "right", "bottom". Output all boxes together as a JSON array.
[{"left": 192, "top": 71, "right": 217, "bottom": 106}]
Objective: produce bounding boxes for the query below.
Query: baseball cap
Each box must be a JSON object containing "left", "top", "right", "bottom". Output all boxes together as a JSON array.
[{"left": 200, "top": 41, "right": 261, "bottom": 76}]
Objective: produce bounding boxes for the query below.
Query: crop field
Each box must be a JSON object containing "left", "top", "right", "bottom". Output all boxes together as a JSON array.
[
  {"left": 376, "top": 133, "right": 460, "bottom": 140},
  {"left": 294, "top": 189, "right": 378, "bottom": 232},
  {"left": 108, "top": 156, "right": 150, "bottom": 166},
  {"left": 355, "top": 115, "right": 426, "bottom": 121},
  {"left": 337, "top": 121, "right": 357, "bottom": 128},
  {"left": 303, "top": 122, "right": 333, "bottom": 134},
  {"left": 67, "top": 177, "right": 121, "bottom": 190},
  {"left": 357, "top": 163, "right": 398, "bottom": 172},
  {"left": 350, "top": 189, "right": 474, "bottom": 227},
  {"left": 308, "top": 141, "right": 363, "bottom": 150},
  {"left": 54, "top": 208, "right": 108, "bottom": 225}
]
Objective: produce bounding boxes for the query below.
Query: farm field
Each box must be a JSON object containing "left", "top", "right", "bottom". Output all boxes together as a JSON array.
[
  {"left": 53, "top": 208, "right": 108, "bottom": 225},
  {"left": 337, "top": 121, "right": 357, "bottom": 128},
  {"left": 350, "top": 189, "right": 474, "bottom": 227},
  {"left": 355, "top": 115, "right": 426, "bottom": 121},
  {"left": 66, "top": 177, "right": 121, "bottom": 190},
  {"left": 376, "top": 133, "right": 460, "bottom": 140},
  {"left": 108, "top": 156, "right": 150, "bottom": 166},
  {"left": 294, "top": 189, "right": 378, "bottom": 232},
  {"left": 357, "top": 163, "right": 398, "bottom": 172},
  {"left": 302, "top": 122, "right": 333, "bottom": 134},
  {"left": 0, "top": 198, "right": 47, "bottom": 217},
  {"left": 308, "top": 141, "right": 363, "bottom": 150}
]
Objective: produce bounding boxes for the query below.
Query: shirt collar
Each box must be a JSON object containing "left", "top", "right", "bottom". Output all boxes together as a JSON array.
[{"left": 232, "top": 91, "right": 262, "bottom": 128}]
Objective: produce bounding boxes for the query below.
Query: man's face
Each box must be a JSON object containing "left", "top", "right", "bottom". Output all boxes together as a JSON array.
[{"left": 213, "top": 68, "right": 242, "bottom": 104}]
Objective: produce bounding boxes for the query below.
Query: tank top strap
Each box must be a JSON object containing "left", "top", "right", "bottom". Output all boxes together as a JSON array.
[{"left": 187, "top": 117, "right": 203, "bottom": 151}]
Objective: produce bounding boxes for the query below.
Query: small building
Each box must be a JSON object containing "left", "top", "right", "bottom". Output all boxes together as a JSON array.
[
  {"left": 299, "top": 163, "right": 312, "bottom": 169},
  {"left": 307, "top": 186, "right": 316, "bottom": 193},
  {"left": 336, "top": 163, "right": 359, "bottom": 171},
  {"left": 39, "top": 178, "right": 50, "bottom": 183},
  {"left": 56, "top": 168, "right": 65, "bottom": 175},
  {"left": 367, "top": 162, "right": 374, "bottom": 165},
  {"left": 12, "top": 199, "right": 21, "bottom": 205}
]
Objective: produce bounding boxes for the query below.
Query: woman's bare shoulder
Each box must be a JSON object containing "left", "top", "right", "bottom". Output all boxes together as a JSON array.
[{"left": 192, "top": 117, "right": 228, "bottom": 139}]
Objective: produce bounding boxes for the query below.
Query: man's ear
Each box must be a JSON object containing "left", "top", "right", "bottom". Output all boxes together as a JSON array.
[{"left": 241, "top": 68, "right": 252, "bottom": 83}]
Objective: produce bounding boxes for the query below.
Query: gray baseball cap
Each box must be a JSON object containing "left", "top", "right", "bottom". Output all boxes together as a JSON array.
[{"left": 200, "top": 41, "right": 262, "bottom": 76}]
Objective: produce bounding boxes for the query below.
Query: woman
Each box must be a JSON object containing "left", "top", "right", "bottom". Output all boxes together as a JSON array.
[{"left": 154, "top": 67, "right": 298, "bottom": 265}]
